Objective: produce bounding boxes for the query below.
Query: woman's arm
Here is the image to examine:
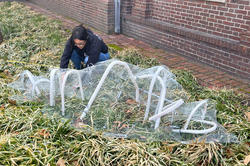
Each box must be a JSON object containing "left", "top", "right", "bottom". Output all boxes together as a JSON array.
[{"left": 60, "top": 38, "right": 73, "bottom": 69}]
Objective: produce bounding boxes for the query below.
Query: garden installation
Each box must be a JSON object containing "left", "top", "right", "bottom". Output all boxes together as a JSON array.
[
  {"left": 9, "top": 59, "right": 237, "bottom": 144},
  {"left": 0, "top": 2, "right": 249, "bottom": 165}
]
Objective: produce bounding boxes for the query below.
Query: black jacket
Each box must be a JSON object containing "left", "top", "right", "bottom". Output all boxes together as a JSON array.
[{"left": 60, "top": 29, "right": 108, "bottom": 68}]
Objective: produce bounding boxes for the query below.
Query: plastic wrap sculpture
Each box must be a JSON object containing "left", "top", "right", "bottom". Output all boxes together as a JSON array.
[{"left": 8, "top": 59, "right": 237, "bottom": 143}]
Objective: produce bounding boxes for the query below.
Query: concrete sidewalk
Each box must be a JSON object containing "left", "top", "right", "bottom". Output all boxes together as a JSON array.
[{"left": 24, "top": 1, "right": 250, "bottom": 96}]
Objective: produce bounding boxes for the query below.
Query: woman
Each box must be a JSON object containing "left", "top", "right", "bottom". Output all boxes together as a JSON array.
[{"left": 60, "top": 24, "right": 110, "bottom": 70}]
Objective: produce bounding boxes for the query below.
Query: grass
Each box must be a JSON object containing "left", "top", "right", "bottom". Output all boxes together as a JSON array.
[{"left": 0, "top": 2, "right": 249, "bottom": 165}]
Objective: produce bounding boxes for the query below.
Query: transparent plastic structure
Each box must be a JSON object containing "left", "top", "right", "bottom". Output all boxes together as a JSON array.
[{"left": 8, "top": 59, "right": 238, "bottom": 143}]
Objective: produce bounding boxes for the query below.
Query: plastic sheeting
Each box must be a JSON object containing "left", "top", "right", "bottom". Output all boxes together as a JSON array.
[{"left": 8, "top": 59, "right": 238, "bottom": 143}]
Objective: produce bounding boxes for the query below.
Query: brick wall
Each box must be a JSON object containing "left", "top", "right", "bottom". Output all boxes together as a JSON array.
[
  {"left": 121, "top": 0, "right": 250, "bottom": 80},
  {"left": 28, "top": 0, "right": 115, "bottom": 34},
  {"left": 27, "top": 0, "right": 249, "bottom": 79}
]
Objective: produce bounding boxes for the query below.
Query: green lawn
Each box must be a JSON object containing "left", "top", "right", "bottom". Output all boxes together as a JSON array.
[{"left": 0, "top": 2, "right": 249, "bottom": 165}]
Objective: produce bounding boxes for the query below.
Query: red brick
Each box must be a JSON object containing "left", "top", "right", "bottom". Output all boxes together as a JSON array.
[
  {"left": 238, "top": 0, "right": 250, "bottom": 5},
  {"left": 230, "top": 55, "right": 243, "bottom": 62},
  {"left": 243, "top": 15, "right": 250, "bottom": 20},
  {"left": 240, "top": 24, "right": 250, "bottom": 30},
  {"left": 238, "top": 62, "right": 250, "bottom": 69},
  {"left": 226, "top": 3, "right": 238, "bottom": 8},
  {"left": 225, "top": 12, "right": 236, "bottom": 18},
  {"left": 218, "top": 7, "right": 228, "bottom": 11},
  {"left": 245, "top": 6, "right": 250, "bottom": 10},
  {"left": 236, "top": 9, "right": 248, "bottom": 15}
]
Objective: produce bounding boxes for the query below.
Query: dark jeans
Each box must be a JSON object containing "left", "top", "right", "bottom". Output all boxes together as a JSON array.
[{"left": 71, "top": 50, "right": 110, "bottom": 69}]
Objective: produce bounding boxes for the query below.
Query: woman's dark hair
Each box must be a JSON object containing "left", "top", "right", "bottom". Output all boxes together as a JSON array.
[{"left": 72, "top": 24, "right": 88, "bottom": 41}]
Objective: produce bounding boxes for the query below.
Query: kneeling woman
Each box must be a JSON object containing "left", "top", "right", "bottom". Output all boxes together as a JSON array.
[{"left": 60, "top": 24, "right": 110, "bottom": 70}]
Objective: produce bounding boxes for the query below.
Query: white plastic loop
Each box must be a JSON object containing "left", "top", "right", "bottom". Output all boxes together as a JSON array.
[
  {"left": 21, "top": 70, "right": 40, "bottom": 95},
  {"left": 183, "top": 100, "right": 208, "bottom": 130},
  {"left": 136, "top": 74, "right": 166, "bottom": 129},
  {"left": 61, "top": 70, "right": 84, "bottom": 116},
  {"left": 32, "top": 78, "right": 50, "bottom": 97},
  {"left": 49, "top": 69, "right": 60, "bottom": 106},
  {"left": 149, "top": 99, "right": 184, "bottom": 121},
  {"left": 143, "top": 66, "right": 166, "bottom": 121},
  {"left": 172, "top": 120, "right": 217, "bottom": 134},
  {"left": 80, "top": 60, "right": 139, "bottom": 120}
]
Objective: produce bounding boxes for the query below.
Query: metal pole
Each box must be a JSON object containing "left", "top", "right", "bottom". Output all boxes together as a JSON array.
[{"left": 114, "top": 0, "right": 120, "bottom": 33}]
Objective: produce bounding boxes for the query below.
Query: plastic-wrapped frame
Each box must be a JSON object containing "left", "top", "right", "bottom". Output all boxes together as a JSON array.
[{"left": 8, "top": 59, "right": 238, "bottom": 143}]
